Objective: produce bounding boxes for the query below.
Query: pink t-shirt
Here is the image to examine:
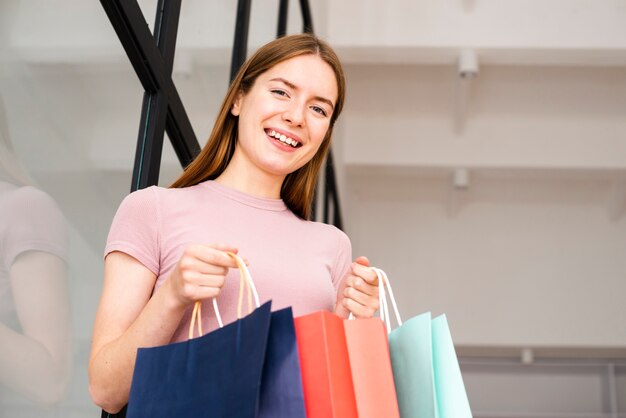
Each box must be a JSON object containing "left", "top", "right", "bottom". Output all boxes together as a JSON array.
[
  {"left": 105, "top": 180, "right": 352, "bottom": 342},
  {"left": 0, "top": 181, "right": 68, "bottom": 329}
]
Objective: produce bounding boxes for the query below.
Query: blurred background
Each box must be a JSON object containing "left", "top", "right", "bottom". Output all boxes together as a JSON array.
[{"left": 1, "top": 0, "right": 625, "bottom": 416}]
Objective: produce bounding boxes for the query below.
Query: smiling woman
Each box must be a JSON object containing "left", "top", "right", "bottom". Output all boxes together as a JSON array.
[
  {"left": 88, "top": 33, "right": 381, "bottom": 415},
  {"left": 173, "top": 34, "right": 345, "bottom": 220},
  {"left": 224, "top": 54, "right": 338, "bottom": 197}
]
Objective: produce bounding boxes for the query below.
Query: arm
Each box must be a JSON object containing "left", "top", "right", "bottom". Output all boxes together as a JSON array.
[
  {"left": 0, "top": 251, "right": 71, "bottom": 406},
  {"left": 88, "top": 244, "right": 239, "bottom": 413}
]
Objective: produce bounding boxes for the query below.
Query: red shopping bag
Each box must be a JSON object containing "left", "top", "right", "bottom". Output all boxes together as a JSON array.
[
  {"left": 294, "top": 311, "right": 400, "bottom": 418},
  {"left": 344, "top": 317, "right": 400, "bottom": 418},
  {"left": 294, "top": 311, "right": 357, "bottom": 418}
]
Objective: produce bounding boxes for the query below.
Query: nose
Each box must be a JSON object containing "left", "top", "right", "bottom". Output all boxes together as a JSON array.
[{"left": 282, "top": 102, "right": 305, "bottom": 127}]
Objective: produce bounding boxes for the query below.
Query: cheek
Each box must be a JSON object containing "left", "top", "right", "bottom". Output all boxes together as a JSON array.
[{"left": 311, "top": 122, "right": 331, "bottom": 144}]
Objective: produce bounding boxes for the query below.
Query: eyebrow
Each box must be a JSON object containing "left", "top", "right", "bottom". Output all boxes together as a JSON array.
[{"left": 269, "top": 77, "right": 335, "bottom": 110}]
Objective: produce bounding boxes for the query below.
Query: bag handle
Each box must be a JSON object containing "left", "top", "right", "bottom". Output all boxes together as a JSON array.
[
  {"left": 347, "top": 267, "right": 403, "bottom": 335},
  {"left": 372, "top": 267, "right": 403, "bottom": 334},
  {"left": 188, "top": 252, "right": 260, "bottom": 339}
]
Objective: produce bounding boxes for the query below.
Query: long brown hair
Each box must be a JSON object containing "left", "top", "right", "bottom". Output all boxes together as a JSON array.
[{"left": 170, "top": 33, "right": 346, "bottom": 220}]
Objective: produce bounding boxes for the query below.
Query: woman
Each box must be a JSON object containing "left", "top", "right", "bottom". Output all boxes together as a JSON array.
[
  {"left": 0, "top": 96, "right": 71, "bottom": 410},
  {"left": 89, "top": 33, "right": 380, "bottom": 414}
]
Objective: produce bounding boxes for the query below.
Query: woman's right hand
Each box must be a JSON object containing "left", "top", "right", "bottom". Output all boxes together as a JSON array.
[{"left": 166, "top": 244, "right": 240, "bottom": 307}]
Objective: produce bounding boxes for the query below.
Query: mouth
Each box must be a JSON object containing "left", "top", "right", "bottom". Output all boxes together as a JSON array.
[{"left": 265, "top": 129, "right": 302, "bottom": 148}]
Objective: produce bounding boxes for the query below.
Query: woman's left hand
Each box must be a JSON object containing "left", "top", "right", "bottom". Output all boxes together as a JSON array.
[{"left": 335, "top": 256, "right": 380, "bottom": 318}]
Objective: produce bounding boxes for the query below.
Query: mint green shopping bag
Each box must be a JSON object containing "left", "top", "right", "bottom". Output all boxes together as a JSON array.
[
  {"left": 431, "top": 314, "right": 472, "bottom": 417},
  {"left": 373, "top": 269, "right": 472, "bottom": 418}
]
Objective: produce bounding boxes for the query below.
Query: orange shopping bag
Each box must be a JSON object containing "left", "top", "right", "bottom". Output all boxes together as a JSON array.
[
  {"left": 295, "top": 308, "right": 400, "bottom": 418},
  {"left": 294, "top": 311, "right": 357, "bottom": 418}
]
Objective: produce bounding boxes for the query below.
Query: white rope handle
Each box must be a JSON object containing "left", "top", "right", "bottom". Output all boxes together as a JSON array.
[
  {"left": 373, "top": 268, "right": 390, "bottom": 331},
  {"left": 347, "top": 266, "right": 403, "bottom": 335},
  {"left": 373, "top": 267, "right": 403, "bottom": 334},
  {"left": 188, "top": 252, "right": 260, "bottom": 338}
]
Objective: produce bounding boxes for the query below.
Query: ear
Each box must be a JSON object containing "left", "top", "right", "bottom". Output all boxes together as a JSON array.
[{"left": 231, "top": 91, "right": 243, "bottom": 116}]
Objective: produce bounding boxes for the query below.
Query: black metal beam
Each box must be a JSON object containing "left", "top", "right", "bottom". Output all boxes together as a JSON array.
[
  {"left": 277, "top": 0, "right": 289, "bottom": 38},
  {"left": 100, "top": 0, "right": 200, "bottom": 191},
  {"left": 323, "top": 150, "right": 343, "bottom": 230},
  {"left": 155, "top": 0, "right": 182, "bottom": 75},
  {"left": 131, "top": 92, "right": 167, "bottom": 189},
  {"left": 299, "top": 0, "right": 314, "bottom": 34},
  {"left": 230, "top": 0, "right": 252, "bottom": 83},
  {"left": 101, "top": 0, "right": 166, "bottom": 92}
]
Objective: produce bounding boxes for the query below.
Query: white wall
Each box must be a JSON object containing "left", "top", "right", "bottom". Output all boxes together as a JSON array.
[
  {"left": 338, "top": 61, "right": 626, "bottom": 348},
  {"left": 346, "top": 170, "right": 626, "bottom": 347}
]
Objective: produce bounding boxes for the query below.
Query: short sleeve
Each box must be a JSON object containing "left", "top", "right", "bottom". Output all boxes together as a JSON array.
[
  {"left": 2, "top": 187, "right": 68, "bottom": 268},
  {"left": 104, "top": 186, "right": 160, "bottom": 275},
  {"left": 331, "top": 228, "right": 352, "bottom": 291}
]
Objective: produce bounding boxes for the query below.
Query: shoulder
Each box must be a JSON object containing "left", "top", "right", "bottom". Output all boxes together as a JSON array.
[
  {"left": 124, "top": 183, "right": 212, "bottom": 206},
  {"left": 118, "top": 185, "right": 160, "bottom": 208},
  {"left": 5, "top": 185, "right": 61, "bottom": 211},
  {"left": 302, "top": 220, "right": 352, "bottom": 250},
  {"left": 1, "top": 186, "right": 68, "bottom": 264},
  {"left": 115, "top": 185, "right": 193, "bottom": 217},
  {"left": 110, "top": 183, "right": 210, "bottom": 229},
  {"left": 110, "top": 186, "right": 163, "bottom": 235},
  {"left": 2, "top": 186, "right": 65, "bottom": 226}
]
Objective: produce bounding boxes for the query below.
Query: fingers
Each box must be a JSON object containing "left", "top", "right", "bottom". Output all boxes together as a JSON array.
[
  {"left": 187, "top": 244, "right": 240, "bottom": 269},
  {"left": 181, "top": 275, "right": 226, "bottom": 300},
  {"left": 340, "top": 256, "right": 381, "bottom": 318},
  {"left": 345, "top": 274, "right": 377, "bottom": 297},
  {"left": 354, "top": 256, "right": 369, "bottom": 267},
  {"left": 171, "top": 244, "right": 243, "bottom": 305},
  {"left": 178, "top": 257, "right": 229, "bottom": 276},
  {"left": 343, "top": 281, "right": 379, "bottom": 306},
  {"left": 351, "top": 261, "right": 379, "bottom": 286},
  {"left": 342, "top": 295, "right": 379, "bottom": 318}
]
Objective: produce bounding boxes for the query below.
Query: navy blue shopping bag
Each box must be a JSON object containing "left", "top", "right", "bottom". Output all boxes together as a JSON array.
[
  {"left": 258, "top": 306, "right": 307, "bottom": 418},
  {"left": 123, "top": 251, "right": 306, "bottom": 418},
  {"left": 126, "top": 301, "right": 273, "bottom": 418}
]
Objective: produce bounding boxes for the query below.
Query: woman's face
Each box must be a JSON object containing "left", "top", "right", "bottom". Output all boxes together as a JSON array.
[{"left": 231, "top": 54, "right": 338, "bottom": 181}]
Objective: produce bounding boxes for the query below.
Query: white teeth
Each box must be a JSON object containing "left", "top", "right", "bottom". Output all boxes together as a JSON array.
[{"left": 267, "top": 129, "right": 299, "bottom": 147}]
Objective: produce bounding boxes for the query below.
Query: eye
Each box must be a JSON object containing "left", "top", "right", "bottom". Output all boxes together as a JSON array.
[
  {"left": 311, "top": 105, "right": 328, "bottom": 117},
  {"left": 271, "top": 89, "right": 290, "bottom": 98}
]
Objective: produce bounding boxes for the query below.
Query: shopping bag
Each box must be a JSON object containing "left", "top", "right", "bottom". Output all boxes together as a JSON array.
[
  {"left": 126, "top": 253, "right": 306, "bottom": 418},
  {"left": 295, "top": 309, "right": 400, "bottom": 417},
  {"left": 375, "top": 268, "right": 472, "bottom": 418},
  {"left": 344, "top": 317, "right": 401, "bottom": 418},
  {"left": 258, "top": 306, "right": 307, "bottom": 418},
  {"left": 295, "top": 311, "right": 357, "bottom": 418}
]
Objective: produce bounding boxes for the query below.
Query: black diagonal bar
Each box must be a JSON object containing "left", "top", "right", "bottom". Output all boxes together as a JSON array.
[
  {"left": 277, "top": 0, "right": 289, "bottom": 38},
  {"left": 129, "top": 0, "right": 178, "bottom": 190},
  {"left": 230, "top": 0, "right": 252, "bottom": 82},
  {"left": 299, "top": 0, "right": 314, "bottom": 34},
  {"left": 100, "top": 0, "right": 200, "bottom": 191},
  {"left": 101, "top": 0, "right": 166, "bottom": 92},
  {"left": 323, "top": 150, "right": 343, "bottom": 230},
  {"left": 155, "top": 0, "right": 181, "bottom": 76},
  {"left": 133, "top": 91, "right": 167, "bottom": 189}
]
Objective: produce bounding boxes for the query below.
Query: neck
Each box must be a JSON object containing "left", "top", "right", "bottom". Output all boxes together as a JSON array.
[{"left": 215, "top": 151, "right": 285, "bottom": 199}]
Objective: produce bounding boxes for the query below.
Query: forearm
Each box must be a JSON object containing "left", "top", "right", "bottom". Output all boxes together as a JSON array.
[
  {"left": 89, "top": 283, "right": 188, "bottom": 413},
  {"left": 0, "top": 322, "right": 71, "bottom": 405}
]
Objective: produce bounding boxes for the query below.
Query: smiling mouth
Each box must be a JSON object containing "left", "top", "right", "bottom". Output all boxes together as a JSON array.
[{"left": 266, "top": 129, "right": 302, "bottom": 148}]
